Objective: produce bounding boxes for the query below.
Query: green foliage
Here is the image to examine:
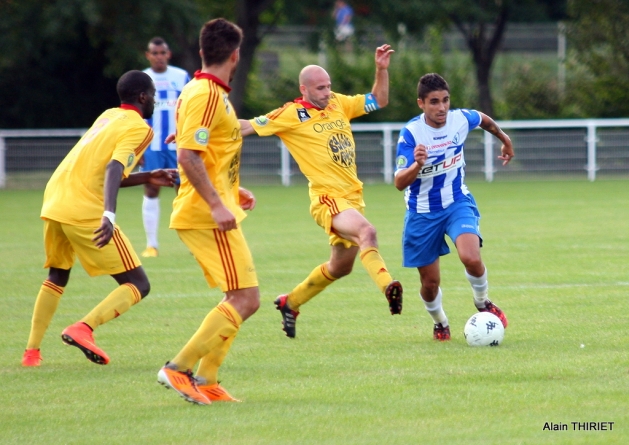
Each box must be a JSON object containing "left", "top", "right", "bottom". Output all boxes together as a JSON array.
[
  {"left": 498, "top": 60, "right": 561, "bottom": 119},
  {"left": 565, "top": 0, "right": 629, "bottom": 117},
  {"left": 2, "top": 181, "right": 629, "bottom": 443},
  {"left": 0, "top": 0, "right": 202, "bottom": 128}
]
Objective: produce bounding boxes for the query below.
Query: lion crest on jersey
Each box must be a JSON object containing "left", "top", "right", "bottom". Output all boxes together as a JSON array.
[{"left": 327, "top": 133, "right": 355, "bottom": 168}]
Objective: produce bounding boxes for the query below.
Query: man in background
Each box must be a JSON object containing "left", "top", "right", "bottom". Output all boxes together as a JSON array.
[{"left": 141, "top": 37, "right": 190, "bottom": 257}]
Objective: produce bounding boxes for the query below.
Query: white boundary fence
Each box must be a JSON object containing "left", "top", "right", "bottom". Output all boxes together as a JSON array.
[{"left": 2, "top": 118, "right": 629, "bottom": 189}]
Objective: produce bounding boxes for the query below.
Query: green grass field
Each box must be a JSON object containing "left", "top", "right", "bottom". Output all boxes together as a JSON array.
[{"left": 1, "top": 181, "right": 627, "bottom": 444}]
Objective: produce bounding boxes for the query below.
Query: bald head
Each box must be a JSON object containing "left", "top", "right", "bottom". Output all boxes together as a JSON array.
[
  {"left": 299, "top": 65, "right": 332, "bottom": 109},
  {"left": 299, "top": 65, "right": 330, "bottom": 86}
]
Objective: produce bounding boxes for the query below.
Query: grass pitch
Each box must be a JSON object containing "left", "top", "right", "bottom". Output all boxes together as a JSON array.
[{"left": 1, "top": 180, "right": 627, "bottom": 444}]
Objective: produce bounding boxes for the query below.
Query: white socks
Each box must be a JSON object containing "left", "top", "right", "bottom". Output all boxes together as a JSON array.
[
  {"left": 422, "top": 287, "right": 448, "bottom": 327},
  {"left": 142, "top": 196, "right": 160, "bottom": 248},
  {"left": 466, "top": 268, "right": 489, "bottom": 308}
]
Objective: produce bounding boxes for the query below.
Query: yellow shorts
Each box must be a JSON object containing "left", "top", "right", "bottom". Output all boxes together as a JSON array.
[
  {"left": 177, "top": 227, "right": 258, "bottom": 292},
  {"left": 309, "top": 190, "right": 365, "bottom": 248},
  {"left": 42, "top": 219, "right": 141, "bottom": 277}
]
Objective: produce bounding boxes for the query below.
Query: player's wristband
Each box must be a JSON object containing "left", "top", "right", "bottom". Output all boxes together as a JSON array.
[{"left": 103, "top": 211, "right": 116, "bottom": 225}]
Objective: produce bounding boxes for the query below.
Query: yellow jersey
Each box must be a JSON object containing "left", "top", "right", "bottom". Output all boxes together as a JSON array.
[
  {"left": 250, "top": 92, "right": 370, "bottom": 197},
  {"left": 41, "top": 105, "right": 153, "bottom": 227},
  {"left": 170, "top": 71, "right": 245, "bottom": 229}
]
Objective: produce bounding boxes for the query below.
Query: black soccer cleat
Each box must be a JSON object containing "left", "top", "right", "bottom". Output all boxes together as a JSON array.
[
  {"left": 385, "top": 280, "right": 403, "bottom": 315},
  {"left": 274, "top": 295, "right": 300, "bottom": 338}
]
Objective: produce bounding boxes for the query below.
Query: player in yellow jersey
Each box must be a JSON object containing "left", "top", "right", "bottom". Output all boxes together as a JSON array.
[
  {"left": 156, "top": 18, "right": 259, "bottom": 406},
  {"left": 21, "top": 70, "right": 177, "bottom": 367},
  {"left": 240, "top": 44, "right": 402, "bottom": 339}
]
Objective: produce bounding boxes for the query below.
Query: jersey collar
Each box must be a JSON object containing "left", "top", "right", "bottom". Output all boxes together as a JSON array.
[
  {"left": 294, "top": 98, "right": 323, "bottom": 111},
  {"left": 120, "top": 104, "right": 142, "bottom": 116},
  {"left": 194, "top": 70, "right": 231, "bottom": 92}
]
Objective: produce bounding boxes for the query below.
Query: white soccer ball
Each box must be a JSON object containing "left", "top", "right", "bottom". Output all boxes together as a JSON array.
[{"left": 464, "top": 312, "right": 505, "bottom": 347}]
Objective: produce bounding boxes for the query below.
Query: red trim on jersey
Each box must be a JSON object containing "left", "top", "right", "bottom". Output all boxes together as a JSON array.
[
  {"left": 194, "top": 70, "right": 231, "bottom": 92},
  {"left": 119, "top": 104, "right": 142, "bottom": 116},
  {"left": 294, "top": 98, "right": 323, "bottom": 111}
]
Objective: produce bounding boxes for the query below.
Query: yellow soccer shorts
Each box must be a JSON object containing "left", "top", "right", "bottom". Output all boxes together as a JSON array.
[
  {"left": 42, "top": 219, "right": 141, "bottom": 277},
  {"left": 309, "top": 189, "right": 365, "bottom": 248},
  {"left": 177, "top": 227, "right": 258, "bottom": 292}
]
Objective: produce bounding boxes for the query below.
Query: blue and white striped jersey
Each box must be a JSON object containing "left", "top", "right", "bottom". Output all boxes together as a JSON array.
[
  {"left": 143, "top": 66, "right": 190, "bottom": 151},
  {"left": 395, "top": 108, "right": 481, "bottom": 213}
]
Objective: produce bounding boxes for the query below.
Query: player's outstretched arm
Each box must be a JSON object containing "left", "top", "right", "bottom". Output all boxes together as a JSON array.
[
  {"left": 239, "top": 119, "right": 256, "bottom": 137},
  {"left": 371, "top": 44, "right": 394, "bottom": 108},
  {"left": 121, "top": 169, "right": 178, "bottom": 187},
  {"left": 479, "top": 112, "right": 514, "bottom": 165}
]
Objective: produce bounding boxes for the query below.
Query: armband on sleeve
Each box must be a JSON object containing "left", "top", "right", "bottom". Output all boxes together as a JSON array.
[{"left": 364, "top": 93, "right": 380, "bottom": 113}]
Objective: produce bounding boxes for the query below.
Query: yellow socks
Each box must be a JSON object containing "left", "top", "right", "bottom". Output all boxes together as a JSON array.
[
  {"left": 195, "top": 334, "right": 237, "bottom": 385},
  {"left": 81, "top": 283, "right": 142, "bottom": 329},
  {"left": 172, "top": 301, "right": 242, "bottom": 372},
  {"left": 26, "top": 280, "right": 64, "bottom": 350},
  {"left": 360, "top": 247, "right": 393, "bottom": 294},
  {"left": 287, "top": 263, "right": 337, "bottom": 310}
]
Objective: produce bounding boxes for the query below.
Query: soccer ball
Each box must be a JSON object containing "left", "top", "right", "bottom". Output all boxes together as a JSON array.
[{"left": 464, "top": 312, "right": 505, "bottom": 347}]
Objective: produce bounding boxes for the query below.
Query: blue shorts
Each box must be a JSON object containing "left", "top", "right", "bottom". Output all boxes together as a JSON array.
[
  {"left": 402, "top": 195, "right": 482, "bottom": 268},
  {"left": 141, "top": 149, "right": 179, "bottom": 184}
]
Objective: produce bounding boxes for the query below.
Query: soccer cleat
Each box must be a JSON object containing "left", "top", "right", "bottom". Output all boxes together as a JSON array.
[
  {"left": 157, "top": 362, "right": 210, "bottom": 405},
  {"left": 385, "top": 280, "right": 403, "bottom": 315},
  {"left": 477, "top": 300, "right": 508, "bottom": 328},
  {"left": 22, "top": 349, "right": 43, "bottom": 367},
  {"left": 433, "top": 323, "right": 451, "bottom": 341},
  {"left": 61, "top": 322, "right": 110, "bottom": 365},
  {"left": 195, "top": 378, "right": 241, "bottom": 402},
  {"left": 274, "top": 295, "right": 299, "bottom": 338},
  {"left": 141, "top": 247, "right": 159, "bottom": 258}
]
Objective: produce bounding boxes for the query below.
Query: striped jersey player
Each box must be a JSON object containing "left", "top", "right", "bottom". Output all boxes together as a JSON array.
[{"left": 394, "top": 73, "right": 514, "bottom": 342}]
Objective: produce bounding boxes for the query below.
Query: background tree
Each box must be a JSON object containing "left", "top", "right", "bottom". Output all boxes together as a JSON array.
[{"left": 565, "top": 0, "right": 629, "bottom": 117}]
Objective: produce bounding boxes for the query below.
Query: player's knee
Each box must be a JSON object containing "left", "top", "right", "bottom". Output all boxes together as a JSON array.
[
  {"left": 359, "top": 224, "right": 377, "bottom": 245},
  {"left": 135, "top": 279, "right": 150, "bottom": 298},
  {"left": 329, "top": 263, "right": 353, "bottom": 278},
  {"left": 460, "top": 253, "right": 482, "bottom": 271}
]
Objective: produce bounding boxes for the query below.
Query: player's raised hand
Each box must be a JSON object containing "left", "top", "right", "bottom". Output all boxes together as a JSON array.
[{"left": 375, "top": 44, "right": 394, "bottom": 69}]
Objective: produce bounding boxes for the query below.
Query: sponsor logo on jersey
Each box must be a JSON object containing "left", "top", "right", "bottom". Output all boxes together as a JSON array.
[
  {"left": 228, "top": 152, "right": 240, "bottom": 186},
  {"left": 313, "top": 119, "right": 346, "bottom": 133},
  {"left": 223, "top": 93, "right": 231, "bottom": 114},
  {"left": 398, "top": 135, "right": 407, "bottom": 144},
  {"left": 127, "top": 154, "right": 135, "bottom": 167},
  {"left": 417, "top": 152, "right": 463, "bottom": 178},
  {"left": 433, "top": 134, "right": 447, "bottom": 140},
  {"left": 194, "top": 128, "right": 209, "bottom": 145},
  {"left": 297, "top": 108, "right": 311, "bottom": 122},
  {"left": 327, "top": 132, "right": 355, "bottom": 168},
  {"left": 396, "top": 155, "right": 408, "bottom": 168},
  {"left": 453, "top": 133, "right": 460, "bottom": 144},
  {"left": 254, "top": 116, "right": 269, "bottom": 126}
]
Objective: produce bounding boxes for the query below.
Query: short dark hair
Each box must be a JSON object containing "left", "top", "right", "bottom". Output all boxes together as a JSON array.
[
  {"left": 148, "top": 36, "right": 167, "bottom": 48},
  {"left": 417, "top": 73, "right": 450, "bottom": 99},
  {"left": 117, "top": 70, "right": 154, "bottom": 103},
  {"left": 199, "top": 18, "right": 243, "bottom": 67}
]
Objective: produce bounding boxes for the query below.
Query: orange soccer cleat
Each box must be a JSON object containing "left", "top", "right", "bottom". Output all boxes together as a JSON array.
[
  {"left": 22, "top": 349, "right": 43, "bottom": 367},
  {"left": 195, "top": 378, "right": 241, "bottom": 402},
  {"left": 157, "top": 362, "right": 211, "bottom": 405},
  {"left": 61, "top": 322, "right": 110, "bottom": 365}
]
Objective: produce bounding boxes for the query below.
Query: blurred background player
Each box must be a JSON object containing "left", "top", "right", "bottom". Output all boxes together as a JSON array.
[
  {"left": 22, "top": 70, "right": 177, "bottom": 367},
  {"left": 156, "top": 18, "right": 260, "bottom": 405},
  {"left": 240, "top": 44, "right": 401, "bottom": 339},
  {"left": 394, "top": 73, "right": 514, "bottom": 341},
  {"left": 141, "top": 37, "right": 190, "bottom": 257}
]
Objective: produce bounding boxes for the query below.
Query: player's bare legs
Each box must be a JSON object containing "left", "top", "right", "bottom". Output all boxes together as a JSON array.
[
  {"left": 455, "top": 233, "right": 507, "bottom": 327},
  {"left": 418, "top": 259, "right": 449, "bottom": 339},
  {"left": 332, "top": 209, "right": 403, "bottom": 313}
]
